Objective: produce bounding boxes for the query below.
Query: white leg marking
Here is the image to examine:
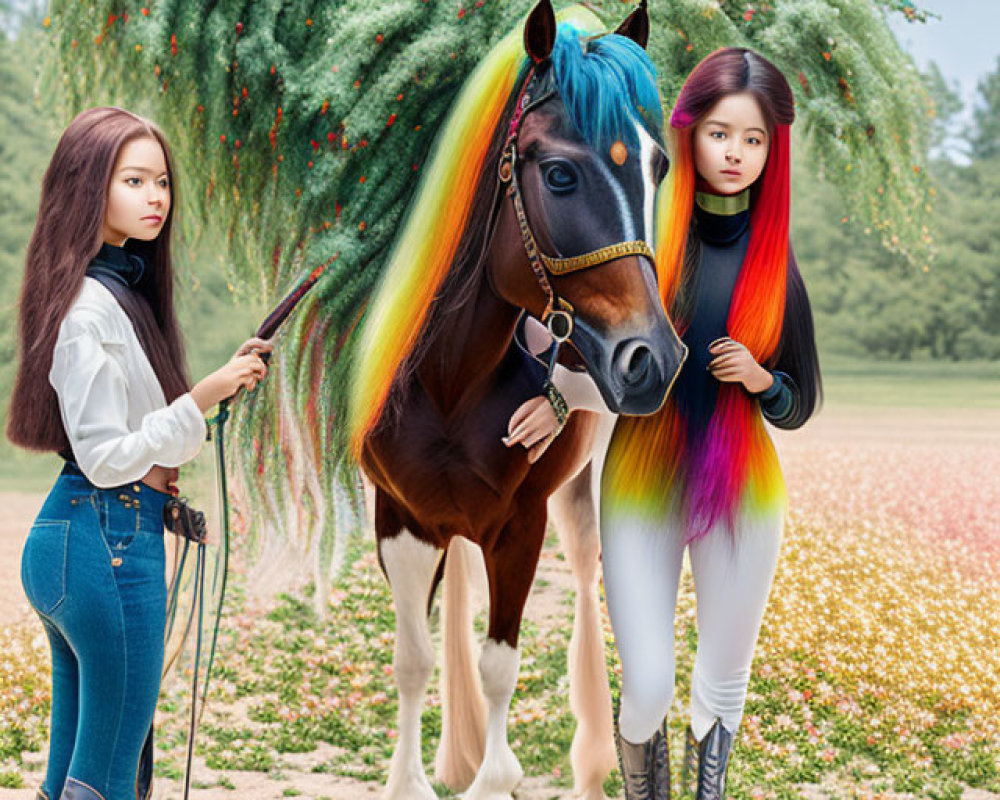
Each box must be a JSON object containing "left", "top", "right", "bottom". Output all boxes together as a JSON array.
[
  {"left": 463, "top": 639, "right": 524, "bottom": 800},
  {"left": 380, "top": 531, "right": 442, "bottom": 800},
  {"left": 435, "top": 537, "right": 488, "bottom": 790}
]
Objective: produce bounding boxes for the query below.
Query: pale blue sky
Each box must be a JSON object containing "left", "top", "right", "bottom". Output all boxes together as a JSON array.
[{"left": 889, "top": 0, "right": 1000, "bottom": 115}]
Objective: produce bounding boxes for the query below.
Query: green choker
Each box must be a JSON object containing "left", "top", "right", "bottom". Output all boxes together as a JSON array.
[{"left": 695, "top": 189, "right": 750, "bottom": 216}]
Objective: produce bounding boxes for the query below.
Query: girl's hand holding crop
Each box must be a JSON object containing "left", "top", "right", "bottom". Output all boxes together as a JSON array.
[
  {"left": 234, "top": 337, "right": 274, "bottom": 360},
  {"left": 190, "top": 337, "right": 272, "bottom": 412},
  {"left": 707, "top": 337, "right": 773, "bottom": 393}
]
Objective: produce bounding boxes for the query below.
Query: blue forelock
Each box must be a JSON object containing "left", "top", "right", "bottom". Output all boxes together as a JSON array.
[{"left": 550, "top": 24, "right": 664, "bottom": 150}]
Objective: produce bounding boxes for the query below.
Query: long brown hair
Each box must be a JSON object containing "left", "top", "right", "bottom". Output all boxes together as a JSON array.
[{"left": 7, "top": 106, "right": 190, "bottom": 453}]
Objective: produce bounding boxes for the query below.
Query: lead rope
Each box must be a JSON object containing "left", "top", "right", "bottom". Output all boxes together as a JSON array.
[{"left": 181, "top": 398, "right": 231, "bottom": 800}]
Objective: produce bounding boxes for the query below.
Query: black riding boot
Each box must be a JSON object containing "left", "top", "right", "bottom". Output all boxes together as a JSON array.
[
  {"left": 680, "top": 718, "right": 733, "bottom": 800},
  {"left": 615, "top": 713, "right": 671, "bottom": 799},
  {"left": 136, "top": 724, "right": 155, "bottom": 800},
  {"left": 60, "top": 778, "right": 104, "bottom": 800}
]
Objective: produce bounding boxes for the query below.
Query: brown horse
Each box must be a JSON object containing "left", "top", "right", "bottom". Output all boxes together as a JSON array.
[{"left": 355, "top": 3, "right": 683, "bottom": 798}]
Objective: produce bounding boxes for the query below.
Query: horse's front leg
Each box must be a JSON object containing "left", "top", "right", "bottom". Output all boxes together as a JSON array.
[
  {"left": 380, "top": 527, "right": 444, "bottom": 800},
  {"left": 548, "top": 419, "right": 618, "bottom": 799},
  {"left": 463, "top": 510, "right": 547, "bottom": 800},
  {"left": 549, "top": 468, "right": 615, "bottom": 800}
]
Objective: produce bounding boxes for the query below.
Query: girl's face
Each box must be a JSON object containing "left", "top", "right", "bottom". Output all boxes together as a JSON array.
[
  {"left": 692, "top": 92, "right": 769, "bottom": 195},
  {"left": 103, "top": 136, "right": 171, "bottom": 246}
]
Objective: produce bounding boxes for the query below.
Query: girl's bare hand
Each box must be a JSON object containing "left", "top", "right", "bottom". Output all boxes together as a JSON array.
[
  {"left": 707, "top": 337, "right": 773, "bottom": 393},
  {"left": 504, "top": 396, "right": 559, "bottom": 464},
  {"left": 191, "top": 352, "right": 268, "bottom": 412},
  {"left": 142, "top": 465, "right": 179, "bottom": 495},
  {"left": 234, "top": 337, "right": 274, "bottom": 359}
]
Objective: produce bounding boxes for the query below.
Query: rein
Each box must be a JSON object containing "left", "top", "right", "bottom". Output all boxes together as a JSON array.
[{"left": 173, "top": 261, "right": 332, "bottom": 800}]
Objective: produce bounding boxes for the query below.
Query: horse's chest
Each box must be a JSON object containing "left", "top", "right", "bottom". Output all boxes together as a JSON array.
[{"left": 362, "top": 384, "right": 531, "bottom": 532}]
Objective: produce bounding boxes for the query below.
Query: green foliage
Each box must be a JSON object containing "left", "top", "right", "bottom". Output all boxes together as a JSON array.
[
  {"left": 647, "top": 0, "right": 934, "bottom": 264},
  {"left": 794, "top": 58, "right": 1000, "bottom": 363},
  {"left": 37, "top": 0, "right": 939, "bottom": 559},
  {"left": 923, "top": 61, "right": 964, "bottom": 159},
  {"left": 0, "top": 4, "right": 57, "bottom": 427},
  {"left": 971, "top": 56, "right": 1000, "bottom": 161}
]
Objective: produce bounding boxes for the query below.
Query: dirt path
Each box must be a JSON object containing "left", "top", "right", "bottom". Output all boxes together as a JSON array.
[{"left": 0, "top": 492, "right": 45, "bottom": 627}]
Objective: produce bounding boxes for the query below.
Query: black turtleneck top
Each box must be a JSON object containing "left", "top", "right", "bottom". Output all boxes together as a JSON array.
[
  {"left": 673, "top": 191, "right": 798, "bottom": 431},
  {"left": 87, "top": 242, "right": 147, "bottom": 288}
]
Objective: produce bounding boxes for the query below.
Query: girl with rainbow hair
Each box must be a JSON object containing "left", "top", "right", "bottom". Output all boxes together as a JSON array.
[{"left": 506, "top": 48, "right": 821, "bottom": 798}]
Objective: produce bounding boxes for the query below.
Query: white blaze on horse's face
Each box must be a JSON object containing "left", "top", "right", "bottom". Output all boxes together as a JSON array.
[
  {"left": 636, "top": 122, "right": 667, "bottom": 251},
  {"left": 518, "top": 104, "right": 665, "bottom": 264}
]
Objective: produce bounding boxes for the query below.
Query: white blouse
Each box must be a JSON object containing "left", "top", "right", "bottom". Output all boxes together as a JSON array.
[{"left": 49, "top": 277, "right": 206, "bottom": 488}]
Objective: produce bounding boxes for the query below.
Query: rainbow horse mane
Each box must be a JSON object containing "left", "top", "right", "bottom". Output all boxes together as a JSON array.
[{"left": 348, "top": 6, "right": 665, "bottom": 457}]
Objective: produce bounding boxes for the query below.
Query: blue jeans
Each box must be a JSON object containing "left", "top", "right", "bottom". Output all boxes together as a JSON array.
[{"left": 21, "top": 462, "right": 169, "bottom": 800}]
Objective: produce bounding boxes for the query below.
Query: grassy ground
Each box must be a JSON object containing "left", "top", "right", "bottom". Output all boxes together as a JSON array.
[
  {"left": 818, "top": 355, "right": 1000, "bottom": 408},
  {"left": 1, "top": 363, "right": 998, "bottom": 798}
]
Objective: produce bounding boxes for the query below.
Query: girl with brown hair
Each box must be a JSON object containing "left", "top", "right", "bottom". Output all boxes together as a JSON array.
[{"left": 8, "top": 106, "right": 270, "bottom": 800}]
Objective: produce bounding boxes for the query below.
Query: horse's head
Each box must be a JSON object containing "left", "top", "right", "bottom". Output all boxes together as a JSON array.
[{"left": 488, "top": 0, "right": 686, "bottom": 415}]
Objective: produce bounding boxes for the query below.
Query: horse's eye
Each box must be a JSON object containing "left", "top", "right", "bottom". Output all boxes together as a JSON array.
[{"left": 543, "top": 162, "right": 578, "bottom": 194}]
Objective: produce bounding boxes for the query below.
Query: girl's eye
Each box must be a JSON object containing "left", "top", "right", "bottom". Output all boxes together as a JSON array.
[
  {"left": 125, "top": 177, "right": 142, "bottom": 186},
  {"left": 747, "top": 136, "right": 763, "bottom": 146},
  {"left": 710, "top": 131, "right": 726, "bottom": 140},
  {"left": 158, "top": 179, "right": 170, "bottom": 189}
]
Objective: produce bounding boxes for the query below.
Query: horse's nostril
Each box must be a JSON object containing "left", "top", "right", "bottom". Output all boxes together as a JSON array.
[
  {"left": 616, "top": 340, "right": 656, "bottom": 390},
  {"left": 627, "top": 347, "right": 651, "bottom": 380}
]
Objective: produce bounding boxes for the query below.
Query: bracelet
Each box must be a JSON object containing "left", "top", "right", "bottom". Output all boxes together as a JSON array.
[{"left": 543, "top": 380, "right": 569, "bottom": 436}]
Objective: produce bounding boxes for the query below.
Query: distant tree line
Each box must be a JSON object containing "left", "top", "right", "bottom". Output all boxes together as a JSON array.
[{"left": 795, "top": 58, "right": 1000, "bottom": 360}]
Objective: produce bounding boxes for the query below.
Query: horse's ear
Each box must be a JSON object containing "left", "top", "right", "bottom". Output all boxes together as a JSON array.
[
  {"left": 615, "top": 0, "right": 650, "bottom": 49},
  {"left": 524, "top": 0, "right": 557, "bottom": 64}
]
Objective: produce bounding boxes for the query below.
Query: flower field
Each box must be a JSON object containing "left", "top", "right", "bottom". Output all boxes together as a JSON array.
[{"left": 0, "top": 406, "right": 997, "bottom": 799}]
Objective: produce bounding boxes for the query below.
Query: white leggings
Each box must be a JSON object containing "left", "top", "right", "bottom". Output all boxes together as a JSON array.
[{"left": 601, "top": 508, "right": 783, "bottom": 744}]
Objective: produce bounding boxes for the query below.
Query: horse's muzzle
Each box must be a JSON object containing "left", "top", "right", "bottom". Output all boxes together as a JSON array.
[{"left": 571, "top": 320, "right": 687, "bottom": 416}]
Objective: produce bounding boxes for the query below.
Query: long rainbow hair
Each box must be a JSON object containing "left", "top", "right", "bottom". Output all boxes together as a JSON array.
[
  {"left": 348, "top": 6, "right": 663, "bottom": 459},
  {"left": 604, "top": 48, "right": 796, "bottom": 541}
]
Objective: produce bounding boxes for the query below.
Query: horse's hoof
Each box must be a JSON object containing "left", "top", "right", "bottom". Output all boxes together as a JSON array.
[
  {"left": 383, "top": 774, "right": 437, "bottom": 800},
  {"left": 572, "top": 791, "right": 611, "bottom": 800}
]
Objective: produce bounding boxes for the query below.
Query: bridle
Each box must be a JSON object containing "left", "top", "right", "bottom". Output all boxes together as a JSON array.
[{"left": 492, "top": 61, "right": 655, "bottom": 371}]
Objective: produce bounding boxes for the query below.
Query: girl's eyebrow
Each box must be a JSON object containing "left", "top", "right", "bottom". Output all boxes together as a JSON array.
[
  {"left": 117, "top": 165, "right": 168, "bottom": 176},
  {"left": 704, "top": 120, "right": 768, "bottom": 137}
]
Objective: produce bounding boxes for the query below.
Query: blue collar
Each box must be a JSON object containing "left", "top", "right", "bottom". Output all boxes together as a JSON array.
[{"left": 88, "top": 243, "right": 146, "bottom": 288}]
